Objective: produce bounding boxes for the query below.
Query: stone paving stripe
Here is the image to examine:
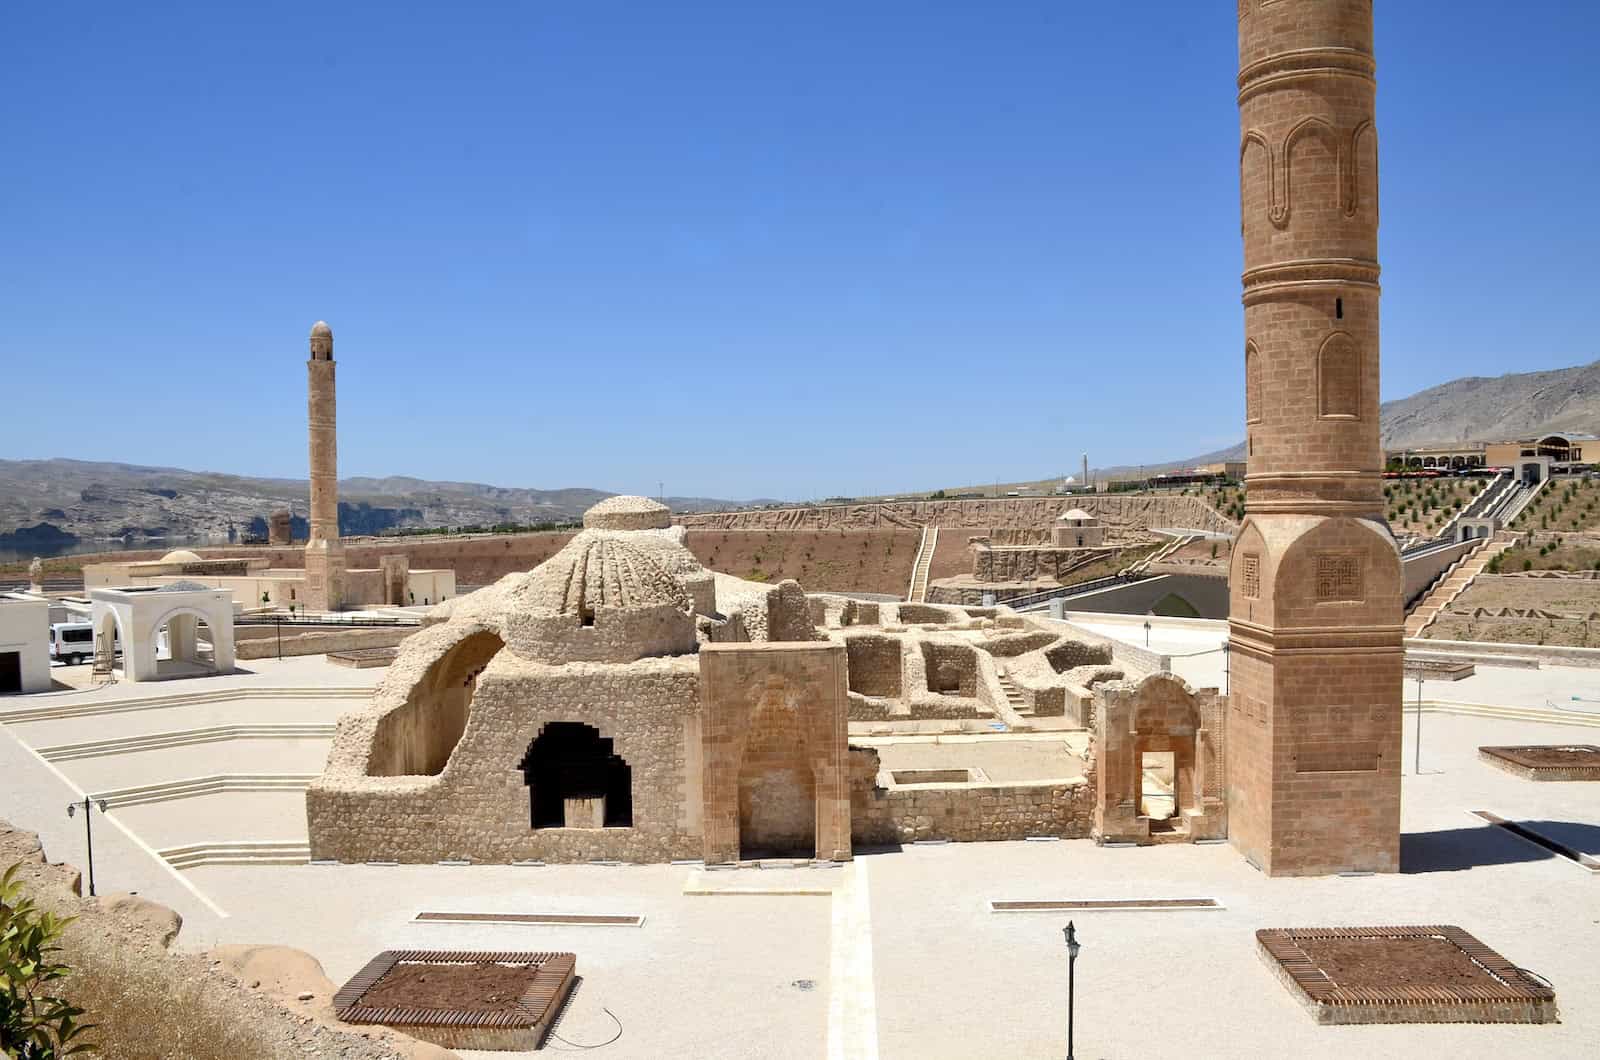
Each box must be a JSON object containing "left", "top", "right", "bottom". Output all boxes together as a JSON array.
[{"left": 415, "top": 912, "right": 644, "bottom": 927}]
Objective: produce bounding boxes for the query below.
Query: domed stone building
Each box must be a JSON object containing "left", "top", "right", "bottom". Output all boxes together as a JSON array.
[{"left": 307, "top": 497, "right": 850, "bottom": 864}]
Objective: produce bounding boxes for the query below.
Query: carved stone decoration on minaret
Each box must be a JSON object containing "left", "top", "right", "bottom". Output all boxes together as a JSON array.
[
  {"left": 1227, "top": 0, "right": 1402, "bottom": 876},
  {"left": 304, "top": 320, "right": 346, "bottom": 611}
]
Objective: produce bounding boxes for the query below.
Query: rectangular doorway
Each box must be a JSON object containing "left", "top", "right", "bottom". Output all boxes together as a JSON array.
[
  {"left": 0, "top": 651, "right": 21, "bottom": 694},
  {"left": 1140, "top": 750, "right": 1176, "bottom": 823}
]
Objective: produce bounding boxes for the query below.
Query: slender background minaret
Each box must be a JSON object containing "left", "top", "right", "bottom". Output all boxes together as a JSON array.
[
  {"left": 1227, "top": 0, "right": 1402, "bottom": 876},
  {"left": 304, "top": 320, "right": 346, "bottom": 610}
]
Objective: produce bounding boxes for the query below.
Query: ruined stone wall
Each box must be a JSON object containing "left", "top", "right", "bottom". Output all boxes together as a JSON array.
[
  {"left": 920, "top": 641, "right": 979, "bottom": 696},
  {"left": 973, "top": 545, "right": 1118, "bottom": 583},
  {"left": 233, "top": 625, "right": 414, "bottom": 659},
  {"left": 307, "top": 652, "right": 703, "bottom": 864},
  {"left": 844, "top": 634, "right": 903, "bottom": 697},
  {"left": 848, "top": 748, "right": 1093, "bottom": 844}
]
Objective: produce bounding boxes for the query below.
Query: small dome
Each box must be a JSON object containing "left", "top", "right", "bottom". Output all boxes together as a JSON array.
[
  {"left": 309, "top": 320, "right": 333, "bottom": 359},
  {"left": 158, "top": 579, "right": 213, "bottom": 593},
  {"left": 162, "top": 549, "right": 204, "bottom": 563},
  {"left": 583, "top": 495, "right": 671, "bottom": 531},
  {"left": 511, "top": 530, "right": 690, "bottom": 618},
  {"left": 1058, "top": 509, "right": 1095, "bottom": 522}
]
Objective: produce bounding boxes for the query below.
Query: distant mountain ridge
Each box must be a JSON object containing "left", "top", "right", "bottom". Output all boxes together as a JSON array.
[
  {"left": 0, "top": 457, "right": 763, "bottom": 548},
  {"left": 1097, "top": 359, "right": 1600, "bottom": 478}
]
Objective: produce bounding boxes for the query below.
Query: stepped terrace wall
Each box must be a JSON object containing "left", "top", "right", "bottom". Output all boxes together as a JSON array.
[{"left": 676, "top": 496, "right": 1237, "bottom": 536}]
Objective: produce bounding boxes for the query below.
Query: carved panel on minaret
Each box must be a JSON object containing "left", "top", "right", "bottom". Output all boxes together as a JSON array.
[
  {"left": 1245, "top": 340, "right": 1262, "bottom": 424},
  {"left": 1314, "top": 551, "right": 1363, "bottom": 602},
  {"left": 1317, "top": 332, "right": 1361, "bottom": 418}
]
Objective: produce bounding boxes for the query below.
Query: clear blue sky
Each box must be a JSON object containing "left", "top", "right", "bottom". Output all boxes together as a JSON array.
[{"left": 3, "top": 1, "right": 1596, "bottom": 500}]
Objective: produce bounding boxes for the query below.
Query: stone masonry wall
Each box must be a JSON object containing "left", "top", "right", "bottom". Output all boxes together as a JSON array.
[
  {"left": 234, "top": 625, "right": 414, "bottom": 659},
  {"left": 307, "top": 652, "right": 703, "bottom": 864},
  {"left": 848, "top": 747, "right": 1093, "bottom": 844}
]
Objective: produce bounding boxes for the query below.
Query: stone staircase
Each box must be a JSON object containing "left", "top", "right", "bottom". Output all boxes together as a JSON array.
[
  {"left": 996, "top": 671, "right": 1031, "bottom": 717},
  {"left": 907, "top": 526, "right": 938, "bottom": 602},
  {"left": 1405, "top": 538, "right": 1514, "bottom": 637},
  {"left": 1125, "top": 532, "right": 1198, "bottom": 576}
]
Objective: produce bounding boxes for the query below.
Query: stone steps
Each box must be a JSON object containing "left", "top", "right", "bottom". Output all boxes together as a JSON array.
[
  {"left": 159, "top": 840, "right": 311, "bottom": 869},
  {"left": 907, "top": 526, "right": 938, "bottom": 602},
  {"left": 996, "top": 672, "right": 1031, "bottom": 716},
  {"left": 1405, "top": 539, "right": 1513, "bottom": 637}
]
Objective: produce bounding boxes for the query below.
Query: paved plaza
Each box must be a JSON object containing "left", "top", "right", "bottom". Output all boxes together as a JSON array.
[{"left": 2, "top": 653, "right": 1597, "bottom": 1058}]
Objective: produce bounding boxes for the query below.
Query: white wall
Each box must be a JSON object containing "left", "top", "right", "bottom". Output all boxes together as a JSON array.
[{"left": 0, "top": 596, "right": 52, "bottom": 694}]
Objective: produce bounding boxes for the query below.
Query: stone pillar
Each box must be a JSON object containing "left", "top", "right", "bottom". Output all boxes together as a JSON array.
[
  {"left": 379, "top": 554, "right": 410, "bottom": 606},
  {"left": 304, "top": 321, "right": 346, "bottom": 611},
  {"left": 27, "top": 557, "right": 43, "bottom": 595},
  {"left": 1227, "top": 1, "right": 1402, "bottom": 876},
  {"left": 268, "top": 509, "right": 292, "bottom": 545}
]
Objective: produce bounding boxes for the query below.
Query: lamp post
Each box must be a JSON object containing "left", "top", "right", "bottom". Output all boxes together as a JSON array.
[
  {"left": 1222, "top": 640, "right": 1230, "bottom": 696},
  {"left": 1063, "top": 920, "right": 1081, "bottom": 1060},
  {"left": 1143, "top": 620, "right": 1152, "bottom": 647},
  {"left": 1414, "top": 674, "right": 1425, "bottom": 775},
  {"left": 65, "top": 796, "right": 110, "bottom": 897}
]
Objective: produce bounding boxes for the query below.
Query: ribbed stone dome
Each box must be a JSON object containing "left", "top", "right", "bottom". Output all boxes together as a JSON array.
[
  {"left": 510, "top": 530, "right": 691, "bottom": 619},
  {"left": 583, "top": 495, "right": 671, "bottom": 531}
]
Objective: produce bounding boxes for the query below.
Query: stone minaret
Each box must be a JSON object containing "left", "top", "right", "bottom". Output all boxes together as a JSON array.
[
  {"left": 1227, "top": 0, "right": 1401, "bottom": 876},
  {"left": 304, "top": 320, "right": 346, "bottom": 610}
]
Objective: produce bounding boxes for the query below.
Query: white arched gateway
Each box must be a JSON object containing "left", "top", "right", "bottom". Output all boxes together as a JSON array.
[{"left": 89, "top": 582, "right": 235, "bottom": 681}]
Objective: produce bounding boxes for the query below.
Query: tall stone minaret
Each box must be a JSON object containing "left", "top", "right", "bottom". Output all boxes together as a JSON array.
[
  {"left": 305, "top": 320, "right": 346, "bottom": 611},
  {"left": 1227, "top": 1, "right": 1401, "bottom": 876}
]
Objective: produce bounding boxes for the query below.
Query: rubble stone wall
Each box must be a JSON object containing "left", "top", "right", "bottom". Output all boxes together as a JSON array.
[{"left": 848, "top": 748, "right": 1093, "bottom": 843}]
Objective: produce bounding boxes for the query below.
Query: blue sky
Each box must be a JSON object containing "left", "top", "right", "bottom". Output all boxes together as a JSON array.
[{"left": 3, "top": 1, "right": 1596, "bottom": 500}]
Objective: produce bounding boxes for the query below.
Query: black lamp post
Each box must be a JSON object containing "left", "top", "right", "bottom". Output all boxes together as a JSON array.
[
  {"left": 66, "top": 796, "right": 109, "bottom": 897},
  {"left": 1222, "top": 640, "right": 1230, "bottom": 695},
  {"left": 1063, "top": 920, "right": 1081, "bottom": 1059},
  {"left": 1143, "top": 620, "right": 1152, "bottom": 647}
]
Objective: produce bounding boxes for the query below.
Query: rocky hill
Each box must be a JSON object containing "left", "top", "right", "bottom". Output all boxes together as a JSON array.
[
  {"left": 0, "top": 458, "right": 754, "bottom": 552},
  {"left": 1378, "top": 360, "right": 1600, "bottom": 449},
  {"left": 1096, "top": 359, "right": 1600, "bottom": 478}
]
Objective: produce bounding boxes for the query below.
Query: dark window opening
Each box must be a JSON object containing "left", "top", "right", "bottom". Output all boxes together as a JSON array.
[
  {"left": 519, "top": 722, "right": 632, "bottom": 829},
  {"left": 1335, "top": 297, "right": 1344, "bottom": 319},
  {"left": 580, "top": 608, "right": 595, "bottom": 628}
]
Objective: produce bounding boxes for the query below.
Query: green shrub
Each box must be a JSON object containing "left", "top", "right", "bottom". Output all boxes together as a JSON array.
[{"left": 0, "top": 864, "right": 94, "bottom": 1058}]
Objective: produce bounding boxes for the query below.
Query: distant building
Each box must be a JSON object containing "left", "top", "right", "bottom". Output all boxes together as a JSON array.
[{"left": 1384, "top": 432, "right": 1594, "bottom": 472}]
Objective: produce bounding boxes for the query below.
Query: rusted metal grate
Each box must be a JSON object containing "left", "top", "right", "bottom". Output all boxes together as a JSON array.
[
  {"left": 1480, "top": 744, "right": 1600, "bottom": 779},
  {"left": 1257, "top": 926, "right": 1556, "bottom": 1011},
  {"left": 415, "top": 912, "right": 643, "bottom": 927},
  {"left": 334, "top": 950, "right": 576, "bottom": 1033}
]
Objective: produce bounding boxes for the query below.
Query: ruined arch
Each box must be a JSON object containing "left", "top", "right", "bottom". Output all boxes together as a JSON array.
[{"left": 368, "top": 629, "right": 504, "bottom": 776}]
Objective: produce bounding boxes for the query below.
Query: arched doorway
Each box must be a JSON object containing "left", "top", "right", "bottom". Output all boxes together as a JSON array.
[
  {"left": 153, "top": 608, "right": 217, "bottom": 677},
  {"left": 94, "top": 610, "right": 123, "bottom": 674},
  {"left": 736, "top": 679, "right": 818, "bottom": 858},
  {"left": 519, "top": 722, "right": 632, "bottom": 829}
]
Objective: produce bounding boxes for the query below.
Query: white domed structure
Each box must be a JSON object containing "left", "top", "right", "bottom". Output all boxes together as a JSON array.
[
  {"left": 583, "top": 495, "right": 671, "bottom": 531},
  {"left": 161, "top": 549, "right": 203, "bottom": 564}
]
